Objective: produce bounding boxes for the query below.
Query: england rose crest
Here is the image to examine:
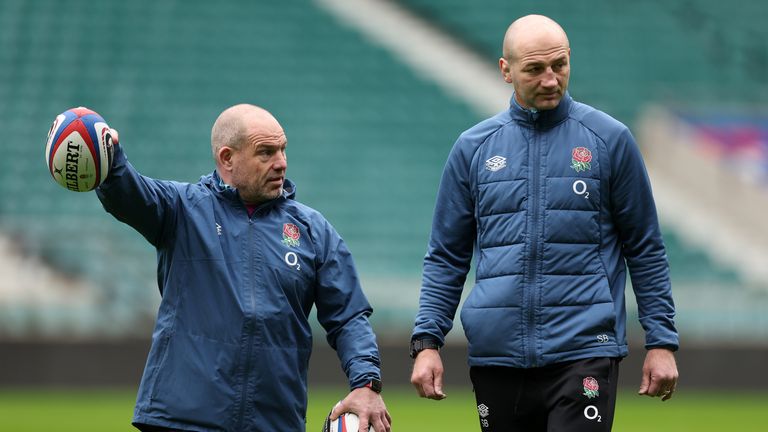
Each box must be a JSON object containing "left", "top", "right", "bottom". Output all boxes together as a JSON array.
[
  {"left": 582, "top": 377, "right": 599, "bottom": 399},
  {"left": 571, "top": 147, "right": 592, "bottom": 172},
  {"left": 282, "top": 223, "right": 300, "bottom": 247}
]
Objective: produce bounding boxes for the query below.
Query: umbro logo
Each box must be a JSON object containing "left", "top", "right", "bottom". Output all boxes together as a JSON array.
[
  {"left": 477, "top": 403, "right": 490, "bottom": 418},
  {"left": 485, "top": 155, "right": 506, "bottom": 172}
]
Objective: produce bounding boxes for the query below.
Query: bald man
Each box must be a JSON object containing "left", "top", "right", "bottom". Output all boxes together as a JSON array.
[
  {"left": 410, "top": 15, "right": 678, "bottom": 431},
  {"left": 97, "top": 104, "right": 391, "bottom": 432}
]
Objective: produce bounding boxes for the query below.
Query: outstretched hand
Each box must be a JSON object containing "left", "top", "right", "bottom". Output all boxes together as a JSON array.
[
  {"left": 329, "top": 387, "right": 391, "bottom": 432},
  {"left": 638, "top": 348, "right": 678, "bottom": 401}
]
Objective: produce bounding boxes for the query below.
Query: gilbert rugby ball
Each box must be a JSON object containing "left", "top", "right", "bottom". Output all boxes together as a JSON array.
[
  {"left": 45, "top": 107, "right": 114, "bottom": 192},
  {"left": 322, "top": 412, "right": 374, "bottom": 432}
]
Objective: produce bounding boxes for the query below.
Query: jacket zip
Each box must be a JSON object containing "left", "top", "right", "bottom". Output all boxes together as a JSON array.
[
  {"left": 526, "top": 115, "right": 541, "bottom": 367},
  {"left": 236, "top": 216, "right": 258, "bottom": 430}
]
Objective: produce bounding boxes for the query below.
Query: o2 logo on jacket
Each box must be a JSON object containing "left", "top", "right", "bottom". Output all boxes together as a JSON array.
[
  {"left": 284, "top": 251, "right": 300, "bottom": 271},
  {"left": 572, "top": 179, "right": 589, "bottom": 199}
]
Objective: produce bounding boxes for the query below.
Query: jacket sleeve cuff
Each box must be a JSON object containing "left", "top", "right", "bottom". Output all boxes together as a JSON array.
[
  {"left": 348, "top": 372, "right": 381, "bottom": 391},
  {"left": 645, "top": 344, "right": 679, "bottom": 352}
]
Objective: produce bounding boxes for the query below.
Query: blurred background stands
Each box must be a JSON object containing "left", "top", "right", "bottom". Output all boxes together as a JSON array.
[{"left": 0, "top": 0, "right": 767, "bottom": 350}]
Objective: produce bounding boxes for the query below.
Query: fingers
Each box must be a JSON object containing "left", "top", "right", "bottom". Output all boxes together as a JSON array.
[
  {"left": 652, "top": 378, "right": 677, "bottom": 400},
  {"left": 109, "top": 128, "right": 120, "bottom": 146},
  {"left": 410, "top": 350, "right": 447, "bottom": 400},
  {"left": 659, "top": 378, "right": 677, "bottom": 401},
  {"left": 411, "top": 370, "right": 446, "bottom": 399},
  {"left": 638, "top": 348, "right": 678, "bottom": 401},
  {"left": 431, "top": 368, "right": 446, "bottom": 400},
  {"left": 354, "top": 399, "right": 391, "bottom": 432},
  {"left": 338, "top": 388, "right": 390, "bottom": 432},
  {"left": 362, "top": 410, "right": 392, "bottom": 432},
  {"left": 646, "top": 381, "right": 676, "bottom": 400},
  {"left": 639, "top": 371, "right": 677, "bottom": 399},
  {"left": 637, "top": 371, "right": 650, "bottom": 395},
  {"left": 661, "top": 385, "right": 676, "bottom": 401},
  {"left": 641, "top": 379, "right": 676, "bottom": 398}
]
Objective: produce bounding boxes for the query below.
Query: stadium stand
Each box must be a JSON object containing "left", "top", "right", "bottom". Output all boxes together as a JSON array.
[
  {"left": 0, "top": 0, "right": 478, "bottom": 337},
  {"left": 394, "top": 0, "right": 768, "bottom": 343},
  {"left": 397, "top": 0, "right": 768, "bottom": 124},
  {"left": 1, "top": 0, "right": 767, "bottom": 344}
]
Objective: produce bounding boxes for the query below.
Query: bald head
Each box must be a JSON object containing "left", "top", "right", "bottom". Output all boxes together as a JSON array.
[
  {"left": 502, "top": 15, "right": 569, "bottom": 62},
  {"left": 498, "top": 15, "right": 571, "bottom": 111},
  {"left": 211, "top": 104, "right": 283, "bottom": 159},
  {"left": 211, "top": 104, "right": 288, "bottom": 204}
]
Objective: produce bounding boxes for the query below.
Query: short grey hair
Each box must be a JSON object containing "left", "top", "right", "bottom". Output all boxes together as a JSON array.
[{"left": 211, "top": 110, "right": 246, "bottom": 159}]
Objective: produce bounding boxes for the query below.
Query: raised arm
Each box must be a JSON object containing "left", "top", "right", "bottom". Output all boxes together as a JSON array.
[{"left": 96, "top": 135, "right": 181, "bottom": 247}]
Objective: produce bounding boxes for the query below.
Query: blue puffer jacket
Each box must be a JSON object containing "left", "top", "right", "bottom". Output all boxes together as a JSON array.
[
  {"left": 413, "top": 94, "right": 678, "bottom": 368},
  {"left": 97, "top": 145, "right": 381, "bottom": 431}
]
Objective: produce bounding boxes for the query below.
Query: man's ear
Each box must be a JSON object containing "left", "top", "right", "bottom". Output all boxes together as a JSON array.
[
  {"left": 499, "top": 57, "right": 513, "bottom": 83},
  {"left": 218, "top": 146, "right": 234, "bottom": 170}
]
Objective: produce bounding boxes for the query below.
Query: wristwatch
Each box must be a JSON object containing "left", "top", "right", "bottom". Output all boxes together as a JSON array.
[
  {"left": 409, "top": 338, "right": 441, "bottom": 359},
  {"left": 364, "top": 378, "right": 383, "bottom": 393}
]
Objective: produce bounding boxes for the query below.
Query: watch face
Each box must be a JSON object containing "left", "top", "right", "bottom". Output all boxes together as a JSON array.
[{"left": 369, "top": 379, "right": 382, "bottom": 393}]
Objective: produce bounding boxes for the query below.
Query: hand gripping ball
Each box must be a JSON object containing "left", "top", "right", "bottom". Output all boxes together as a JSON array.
[{"left": 45, "top": 107, "right": 114, "bottom": 192}]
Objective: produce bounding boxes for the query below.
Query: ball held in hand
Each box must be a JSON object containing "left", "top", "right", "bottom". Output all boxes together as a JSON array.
[
  {"left": 322, "top": 407, "right": 374, "bottom": 432},
  {"left": 45, "top": 107, "right": 114, "bottom": 192}
]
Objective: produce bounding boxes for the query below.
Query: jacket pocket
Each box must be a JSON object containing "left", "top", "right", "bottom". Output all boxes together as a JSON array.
[
  {"left": 460, "top": 305, "right": 523, "bottom": 361},
  {"left": 540, "top": 300, "right": 617, "bottom": 354},
  {"left": 148, "top": 332, "right": 239, "bottom": 429}
]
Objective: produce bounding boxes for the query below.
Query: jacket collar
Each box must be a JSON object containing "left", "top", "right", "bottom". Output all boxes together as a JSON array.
[
  {"left": 509, "top": 92, "right": 572, "bottom": 129},
  {"left": 207, "top": 170, "right": 297, "bottom": 205}
]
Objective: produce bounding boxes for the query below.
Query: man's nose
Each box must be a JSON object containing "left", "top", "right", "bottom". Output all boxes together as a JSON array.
[
  {"left": 273, "top": 153, "right": 287, "bottom": 170},
  {"left": 541, "top": 68, "right": 558, "bottom": 88}
]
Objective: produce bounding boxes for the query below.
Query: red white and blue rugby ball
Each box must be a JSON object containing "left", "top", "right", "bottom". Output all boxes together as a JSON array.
[
  {"left": 45, "top": 107, "right": 114, "bottom": 192},
  {"left": 322, "top": 412, "right": 374, "bottom": 432}
]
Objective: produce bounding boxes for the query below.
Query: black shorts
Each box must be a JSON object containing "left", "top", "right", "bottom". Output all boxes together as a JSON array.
[{"left": 469, "top": 357, "right": 620, "bottom": 432}]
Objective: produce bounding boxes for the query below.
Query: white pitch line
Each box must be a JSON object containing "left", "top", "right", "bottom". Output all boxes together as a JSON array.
[{"left": 314, "top": 0, "right": 511, "bottom": 118}]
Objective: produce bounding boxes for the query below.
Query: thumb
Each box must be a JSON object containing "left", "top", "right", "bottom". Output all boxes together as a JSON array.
[
  {"left": 329, "top": 400, "right": 344, "bottom": 421},
  {"left": 434, "top": 370, "right": 445, "bottom": 398},
  {"left": 638, "top": 372, "right": 650, "bottom": 395}
]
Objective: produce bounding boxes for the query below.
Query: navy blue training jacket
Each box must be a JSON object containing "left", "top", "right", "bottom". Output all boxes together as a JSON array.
[
  {"left": 97, "top": 145, "right": 381, "bottom": 431},
  {"left": 412, "top": 94, "right": 678, "bottom": 368}
]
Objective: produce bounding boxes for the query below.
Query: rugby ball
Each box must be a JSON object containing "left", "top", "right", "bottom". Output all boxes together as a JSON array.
[
  {"left": 322, "top": 412, "right": 374, "bottom": 432},
  {"left": 45, "top": 107, "right": 114, "bottom": 192}
]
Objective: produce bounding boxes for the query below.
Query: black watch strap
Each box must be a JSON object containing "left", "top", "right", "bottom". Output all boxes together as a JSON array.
[
  {"left": 410, "top": 338, "right": 440, "bottom": 359},
  {"left": 364, "top": 378, "right": 383, "bottom": 393}
]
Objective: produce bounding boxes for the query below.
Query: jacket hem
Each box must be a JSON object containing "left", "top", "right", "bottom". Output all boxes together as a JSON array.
[
  {"left": 133, "top": 415, "right": 226, "bottom": 432},
  {"left": 467, "top": 344, "right": 628, "bottom": 368}
]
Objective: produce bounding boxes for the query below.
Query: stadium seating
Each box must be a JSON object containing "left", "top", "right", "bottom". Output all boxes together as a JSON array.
[
  {"left": 398, "top": 0, "right": 768, "bottom": 125},
  {"left": 1, "top": 0, "right": 766, "bottom": 341},
  {"left": 0, "top": 0, "right": 477, "bottom": 336}
]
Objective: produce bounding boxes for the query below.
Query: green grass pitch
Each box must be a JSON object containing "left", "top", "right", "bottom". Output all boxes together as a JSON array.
[{"left": 1, "top": 387, "right": 766, "bottom": 431}]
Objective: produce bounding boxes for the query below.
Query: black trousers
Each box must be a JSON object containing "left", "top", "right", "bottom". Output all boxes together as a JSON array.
[{"left": 469, "top": 357, "right": 620, "bottom": 432}]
